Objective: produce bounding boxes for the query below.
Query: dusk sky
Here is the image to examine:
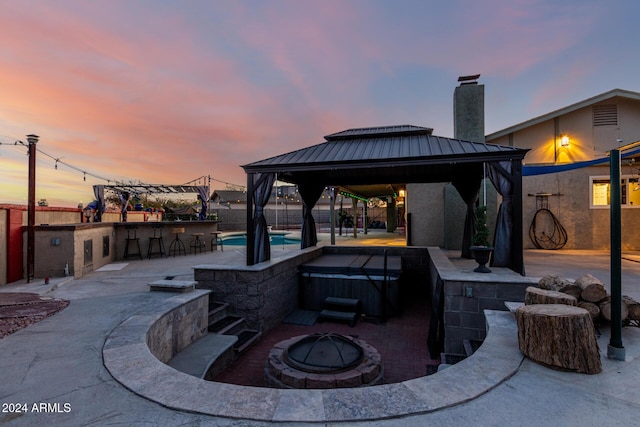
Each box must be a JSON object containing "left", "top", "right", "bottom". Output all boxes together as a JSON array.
[{"left": 2, "top": 0, "right": 639, "bottom": 207}]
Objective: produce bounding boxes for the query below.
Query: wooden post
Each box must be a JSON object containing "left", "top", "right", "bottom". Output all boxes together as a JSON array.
[{"left": 26, "top": 134, "right": 39, "bottom": 283}]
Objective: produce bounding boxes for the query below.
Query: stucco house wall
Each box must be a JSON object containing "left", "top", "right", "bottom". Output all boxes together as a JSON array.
[
  {"left": 488, "top": 90, "right": 640, "bottom": 250},
  {"left": 522, "top": 164, "right": 640, "bottom": 250},
  {"left": 406, "top": 183, "right": 446, "bottom": 247}
]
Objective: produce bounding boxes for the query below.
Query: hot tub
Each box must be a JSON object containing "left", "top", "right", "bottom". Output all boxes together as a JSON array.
[{"left": 298, "top": 254, "right": 402, "bottom": 318}]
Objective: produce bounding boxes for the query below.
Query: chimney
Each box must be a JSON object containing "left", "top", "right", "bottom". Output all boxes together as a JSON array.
[{"left": 453, "top": 74, "right": 484, "bottom": 143}]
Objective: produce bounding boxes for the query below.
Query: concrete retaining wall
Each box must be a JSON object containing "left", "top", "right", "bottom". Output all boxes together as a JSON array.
[{"left": 146, "top": 290, "right": 210, "bottom": 363}]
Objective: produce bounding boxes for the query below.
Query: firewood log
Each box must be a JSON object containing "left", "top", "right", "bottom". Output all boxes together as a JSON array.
[
  {"left": 574, "top": 274, "right": 607, "bottom": 303},
  {"left": 622, "top": 295, "right": 640, "bottom": 321},
  {"left": 538, "top": 275, "right": 573, "bottom": 292},
  {"left": 578, "top": 301, "right": 600, "bottom": 319},
  {"left": 559, "top": 284, "right": 582, "bottom": 300},
  {"left": 599, "top": 297, "right": 629, "bottom": 322}
]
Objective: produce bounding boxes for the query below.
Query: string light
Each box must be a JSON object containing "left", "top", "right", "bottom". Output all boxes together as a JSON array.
[
  {"left": 338, "top": 190, "right": 368, "bottom": 202},
  {"left": 2, "top": 133, "right": 241, "bottom": 192}
]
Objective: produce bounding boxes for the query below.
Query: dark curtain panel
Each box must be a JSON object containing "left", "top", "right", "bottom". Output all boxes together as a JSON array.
[
  {"left": 298, "top": 182, "right": 325, "bottom": 248},
  {"left": 488, "top": 161, "right": 513, "bottom": 267},
  {"left": 93, "top": 185, "right": 105, "bottom": 222},
  {"left": 118, "top": 191, "right": 131, "bottom": 222},
  {"left": 386, "top": 198, "right": 396, "bottom": 232},
  {"left": 252, "top": 172, "right": 275, "bottom": 264},
  {"left": 196, "top": 186, "right": 209, "bottom": 220},
  {"left": 452, "top": 176, "right": 482, "bottom": 259}
]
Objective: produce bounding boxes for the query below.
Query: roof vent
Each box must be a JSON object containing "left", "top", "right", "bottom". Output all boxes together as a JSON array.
[{"left": 593, "top": 104, "right": 617, "bottom": 126}]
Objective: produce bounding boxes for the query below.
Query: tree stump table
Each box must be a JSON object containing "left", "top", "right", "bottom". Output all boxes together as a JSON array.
[
  {"left": 524, "top": 286, "right": 577, "bottom": 306},
  {"left": 516, "top": 304, "right": 602, "bottom": 374}
]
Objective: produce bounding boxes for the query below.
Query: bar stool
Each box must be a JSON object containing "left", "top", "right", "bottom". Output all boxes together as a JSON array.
[
  {"left": 210, "top": 231, "right": 223, "bottom": 252},
  {"left": 123, "top": 225, "right": 142, "bottom": 260},
  {"left": 190, "top": 232, "right": 206, "bottom": 254},
  {"left": 169, "top": 227, "right": 186, "bottom": 257},
  {"left": 147, "top": 223, "right": 166, "bottom": 259}
]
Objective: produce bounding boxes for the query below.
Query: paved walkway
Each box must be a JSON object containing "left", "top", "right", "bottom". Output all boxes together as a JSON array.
[{"left": 1, "top": 234, "right": 640, "bottom": 425}]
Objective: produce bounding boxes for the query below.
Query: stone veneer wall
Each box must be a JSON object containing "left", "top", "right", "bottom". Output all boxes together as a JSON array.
[
  {"left": 427, "top": 247, "right": 537, "bottom": 356},
  {"left": 194, "top": 248, "right": 323, "bottom": 332},
  {"left": 146, "top": 290, "right": 210, "bottom": 363},
  {"left": 193, "top": 245, "right": 433, "bottom": 334}
]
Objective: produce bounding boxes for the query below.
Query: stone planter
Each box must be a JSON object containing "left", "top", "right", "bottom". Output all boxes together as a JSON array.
[{"left": 470, "top": 246, "right": 493, "bottom": 273}]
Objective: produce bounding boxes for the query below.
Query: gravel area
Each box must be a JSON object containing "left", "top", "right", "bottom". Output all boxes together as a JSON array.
[{"left": 0, "top": 292, "right": 69, "bottom": 338}]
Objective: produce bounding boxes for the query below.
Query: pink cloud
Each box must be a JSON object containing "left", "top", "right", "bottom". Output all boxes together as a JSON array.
[{"left": 0, "top": 1, "right": 622, "bottom": 207}]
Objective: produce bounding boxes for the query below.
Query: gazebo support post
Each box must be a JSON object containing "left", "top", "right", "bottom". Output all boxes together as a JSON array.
[
  {"left": 352, "top": 198, "right": 358, "bottom": 238},
  {"left": 330, "top": 187, "right": 336, "bottom": 245},
  {"left": 246, "top": 173, "right": 256, "bottom": 265}
]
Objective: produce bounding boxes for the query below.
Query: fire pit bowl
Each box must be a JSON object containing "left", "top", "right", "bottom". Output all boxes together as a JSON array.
[{"left": 265, "top": 333, "right": 383, "bottom": 389}]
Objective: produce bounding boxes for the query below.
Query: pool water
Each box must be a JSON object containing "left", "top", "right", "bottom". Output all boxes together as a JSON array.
[{"left": 221, "top": 233, "right": 303, "bottom": 246}]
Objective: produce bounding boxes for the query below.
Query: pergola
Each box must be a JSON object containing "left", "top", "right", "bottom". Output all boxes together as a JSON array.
[
  {"left": 242, "top": 125, "right": 529, "bottom": 274},
  {"left": 92, "top": 183, "right": 209, "bottom": 222}
]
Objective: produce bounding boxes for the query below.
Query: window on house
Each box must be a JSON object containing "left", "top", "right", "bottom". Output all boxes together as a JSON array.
[{"left": 590, "top": 175, "right": 640, "bottom": 207}]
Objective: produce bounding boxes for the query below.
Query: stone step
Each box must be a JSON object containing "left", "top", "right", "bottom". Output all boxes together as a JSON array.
[
  {"left": 207, "top": 301, "right": 230, "bottom": 326},
  {"left": 232, "top": 329, "right": 262, "bottom": 354},
  {"left": 323, "top": 296, "right": 360, "bottom": 312},
  {"left": 208, "top": 315, "right": 244, "bottom": 335},
  {"left": 463, "top": 339, "right": 482, "bottom": 357},
  {"left": 167, "top": 333, "right": 237, "bottom": 379},
  {"left": 148, "top": 280, "right": 197, "bottom": 293},
  {"left": 319, "top": 309, "right": 358, "bottom": 327}
]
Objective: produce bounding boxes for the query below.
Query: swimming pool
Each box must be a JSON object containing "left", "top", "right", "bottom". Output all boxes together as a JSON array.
[{"left": 221, "top": 233, "right": 303, "bottom": 246}]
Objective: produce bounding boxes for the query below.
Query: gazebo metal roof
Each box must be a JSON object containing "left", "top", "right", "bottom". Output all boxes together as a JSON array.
[
  {"left": 243, "top": 125, "right": 528, "bottom": 191},
  {"left": 244, "top": 126, "right": 525, "bottom": 169},
  {"left": 242, "top": 125, "right": 529, "bottom": 274}
]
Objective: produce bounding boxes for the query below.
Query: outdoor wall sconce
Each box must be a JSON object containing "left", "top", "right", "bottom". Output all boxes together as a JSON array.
[{"left": 559, "top": 134, "right": 570, "bottom": 147}]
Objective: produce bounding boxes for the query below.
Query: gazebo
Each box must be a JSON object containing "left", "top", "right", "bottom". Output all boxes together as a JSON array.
[{"left": 242, "top": 125, "right": 529, "bottom": 274}]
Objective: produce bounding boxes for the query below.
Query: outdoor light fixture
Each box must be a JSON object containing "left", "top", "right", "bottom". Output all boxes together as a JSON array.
[{"left": 560, "top": 134, "right": 570, "bottom": 147}]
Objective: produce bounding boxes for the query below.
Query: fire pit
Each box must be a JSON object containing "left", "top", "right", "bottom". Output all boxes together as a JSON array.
[{"left": 265, "top": 333, "right": 383, "bottom": 389}]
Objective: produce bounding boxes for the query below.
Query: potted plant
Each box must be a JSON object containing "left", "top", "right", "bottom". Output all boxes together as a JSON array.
[{"left": 470, "top": 205, "right": 493, "bottom": 273}]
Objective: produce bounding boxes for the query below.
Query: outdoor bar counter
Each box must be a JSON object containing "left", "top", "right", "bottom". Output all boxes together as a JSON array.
[
  {"left": 113, "top": 220, "right": 219, "bottom": 260},
  {"left": 31, "top": 221, "right": 219, "bottom": 280}
]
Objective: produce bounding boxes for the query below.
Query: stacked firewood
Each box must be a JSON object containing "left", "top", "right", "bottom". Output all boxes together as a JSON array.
[{"left": 536, "top": 274, "right": 640, "bottom": 326}]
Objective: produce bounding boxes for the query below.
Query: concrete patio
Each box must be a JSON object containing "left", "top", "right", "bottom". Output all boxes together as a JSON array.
[{"left": 1, "top": 231, "right": 639, "bottom": 425}]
